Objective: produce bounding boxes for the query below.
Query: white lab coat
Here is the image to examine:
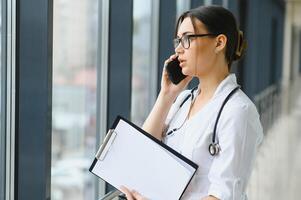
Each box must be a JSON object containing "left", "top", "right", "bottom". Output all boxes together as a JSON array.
[{"left": 163, "top": 74, "right": 263, "bottom": 200}]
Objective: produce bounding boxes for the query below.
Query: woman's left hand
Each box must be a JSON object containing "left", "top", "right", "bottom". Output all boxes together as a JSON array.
[{"left": 120, "top": 186, "right": 148, "bottom": 200}]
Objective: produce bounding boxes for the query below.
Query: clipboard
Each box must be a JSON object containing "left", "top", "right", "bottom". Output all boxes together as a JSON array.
[{"left": 89, "top": 116, "right": 198, "bottom": 200}]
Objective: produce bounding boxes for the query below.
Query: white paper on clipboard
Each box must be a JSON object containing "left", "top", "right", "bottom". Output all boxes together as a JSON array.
[{"left": 89, "top": 116, "right": 198, "bottom": 200}]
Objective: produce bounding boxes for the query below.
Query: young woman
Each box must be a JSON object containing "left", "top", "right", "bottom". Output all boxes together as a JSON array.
[{"left": 121, "top": 5, "right": 263, "bottom": 200}]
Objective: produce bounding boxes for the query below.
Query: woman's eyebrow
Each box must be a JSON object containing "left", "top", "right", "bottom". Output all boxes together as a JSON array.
[{"left": 177, "top": 31, "right": 194, "bottom": 38}]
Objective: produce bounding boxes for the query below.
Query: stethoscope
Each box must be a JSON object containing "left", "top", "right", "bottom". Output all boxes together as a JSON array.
[{"left": 165, "top": 85, "right": 240, "bottom": 156}]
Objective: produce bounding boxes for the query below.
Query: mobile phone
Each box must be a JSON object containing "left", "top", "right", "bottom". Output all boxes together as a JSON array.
[{"left": 165, "top": 57, "right": 187, "bottom": 85}]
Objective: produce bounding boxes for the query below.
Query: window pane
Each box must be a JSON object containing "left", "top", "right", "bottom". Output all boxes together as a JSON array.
[
  {"left": 131, "top": 0, "right": 152, "bottom": 125},
  {"left": 177, "top": 0, "right": 190, "bottom": 17},
  {"left": 51, "top": 1, "right": 98, "bottom": 200}
]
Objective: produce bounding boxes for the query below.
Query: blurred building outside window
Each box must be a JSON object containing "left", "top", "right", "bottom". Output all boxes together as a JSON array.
[
  {"left": 131, "top": 0, "right": 192, "bottom": 126},
  {"left": 131, "top": 0, "right": 152, "bottom": 125},
  {"left": 51, "top": 1, "right": 98, "bottom": 200},
  {"left": 177, "top": 0, "right": 190, "bottom": 17}
]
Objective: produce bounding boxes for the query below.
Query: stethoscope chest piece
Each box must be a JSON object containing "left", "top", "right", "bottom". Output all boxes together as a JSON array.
[{"left": 209, "top": 143, "right": 221, "bottom": 156}]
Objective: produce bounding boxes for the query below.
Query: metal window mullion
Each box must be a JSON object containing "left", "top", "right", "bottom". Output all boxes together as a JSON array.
[
  {"left": 15, "top": 0, "right": 53, "bottom": 199},
  {"left": 149, "top": 0, "right": 160, "bottom": 106},
  {"left": 106, "top": 0, "right": 133, "bottom": 192},
  {"left": 157, "top": 0, "right": 177, "bottom": 92},
  {"left": 95, "top": 0, "right": 110, "bottom": 198},
  {"left": 5, "top": 0, "right": 16, "bottom": 199},
  {"left": 0, "top": 0, "right": 7, "bottom": 197}
]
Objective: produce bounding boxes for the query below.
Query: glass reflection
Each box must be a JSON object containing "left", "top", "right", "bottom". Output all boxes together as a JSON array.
[
  {"left": 131, "top": 0, "right": 152, "bottom": 125},
  {"left": 51, "top": 1, "right": 98, "bottom": 200}
]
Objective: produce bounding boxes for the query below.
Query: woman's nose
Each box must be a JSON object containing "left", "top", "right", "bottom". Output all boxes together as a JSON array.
[{"left": 175, "top": 44, "right": 184, "bottom": 54}]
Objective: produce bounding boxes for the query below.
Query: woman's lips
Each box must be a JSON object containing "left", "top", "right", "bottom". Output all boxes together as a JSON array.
[
  {"left": 179, "top": 60, "right": 186, "bottom": 67},
  {"left": 178, "top": 58, "right": 185, "bottom": 67}
]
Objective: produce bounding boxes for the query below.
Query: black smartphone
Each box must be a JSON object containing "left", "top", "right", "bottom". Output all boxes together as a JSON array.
[{"left": 165, "top": 57, "right": 187, "bottom": 85}]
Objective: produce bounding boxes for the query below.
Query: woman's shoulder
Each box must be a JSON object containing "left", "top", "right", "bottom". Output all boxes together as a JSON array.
[
  {"left": 220, "top": 89, "right": 263, "bottom": 144},
  {"left": 223, "top": 89, "right": 259, "bottom": 119}
]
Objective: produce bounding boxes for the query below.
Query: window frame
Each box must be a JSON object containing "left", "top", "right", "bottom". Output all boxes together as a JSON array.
[
  {"left": 3, "top": 0, "right": 17, "bottom": 199},
  {"left": 0, "top": 0, "right": 7, "bottom": 198},
  {"left": 95, "top": 0, "right": 109, "bottom": 197},
  {"left": 14, "top": 0, "right": 53, "bottom": 199}
]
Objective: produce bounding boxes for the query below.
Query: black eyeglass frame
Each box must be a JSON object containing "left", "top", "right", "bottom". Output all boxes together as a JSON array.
[{"left": 173, "top": 33, "right": 219, "bottom": 49}]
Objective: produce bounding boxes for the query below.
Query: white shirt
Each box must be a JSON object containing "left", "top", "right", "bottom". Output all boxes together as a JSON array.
[{"left": 163, "top": 74, "right": 263, "bottom": 200}]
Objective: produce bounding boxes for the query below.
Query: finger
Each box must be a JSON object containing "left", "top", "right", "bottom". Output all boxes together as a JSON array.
[
  {"left": 164, "top": 58, "right": 171, "bottom": 68},
  {"left": 163, "top": 60, "right": 169, "bottom": 68},
  {"left": 132, "top": 190, "right": 146, "bottom": 200},
  {"left": 120, "top": 186, "right": 135, "bottom": 200},
  {"left": 169, "top": 54, "right": 177, "bottom": 60},
  {"left": 164, "top": 54, "right": 178, "bottom": 67}
]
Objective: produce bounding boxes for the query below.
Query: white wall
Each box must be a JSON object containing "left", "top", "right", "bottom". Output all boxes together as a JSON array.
[{"left": 282, "top": 1, "right": 301, "bottom": 114}]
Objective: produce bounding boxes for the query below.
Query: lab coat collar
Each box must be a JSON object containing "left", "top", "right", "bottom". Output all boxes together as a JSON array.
[
  {"left": 212, "top": 73, "right": 238, "bottom": 99},
  {"left": 195, "top": 73, "right": 238, "bottom": 101},
  {"left": 193, "top": 74, "right": 238, "bottom": 101}
]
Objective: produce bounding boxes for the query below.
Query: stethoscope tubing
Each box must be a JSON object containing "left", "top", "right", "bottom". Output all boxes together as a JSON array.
[{"left": 166, "top": 85, "right": 240, "bottom": 156}]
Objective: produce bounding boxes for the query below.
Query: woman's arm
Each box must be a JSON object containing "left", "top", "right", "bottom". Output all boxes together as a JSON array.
[
  {"left": 142, "top": 91, "right": 176, "bottom": 140},
  {"left": 206, "top": 103, "right": 262, "bottom": 199},
  {"left": 142, "top": 54, "right": 192, "bottom": 140},
  {"left": 202, "top": 196, "right": 219, "bottom": 200}
]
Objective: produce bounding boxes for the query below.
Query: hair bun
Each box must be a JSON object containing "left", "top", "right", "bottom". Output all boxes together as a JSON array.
[{"left": 233, "top": 30, "right": 247, "bottom": 61}]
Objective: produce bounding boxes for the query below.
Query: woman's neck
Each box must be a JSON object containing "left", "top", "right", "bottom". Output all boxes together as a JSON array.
[{"left": 197, "top": 69, "right": 229, "bottom": 100}]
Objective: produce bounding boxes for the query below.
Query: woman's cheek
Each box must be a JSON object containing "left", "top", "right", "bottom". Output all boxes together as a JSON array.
[{"left": 181, "top": 64, "right": 193, "bottom": 76}]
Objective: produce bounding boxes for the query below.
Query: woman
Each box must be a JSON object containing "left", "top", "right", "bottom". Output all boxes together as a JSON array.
[{"left": 121, "top": 5, "right": 263, "bottom": 200}]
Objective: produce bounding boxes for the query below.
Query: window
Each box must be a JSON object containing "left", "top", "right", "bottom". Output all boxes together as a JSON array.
[
  {"left": 51, "top": 1, "right": 99, "bottom": 200},
  {"left": 131, "top": 0, "right": 191, "bottom": 126},
  {"left": 131, "top": 0, "right": 153, "bottom": 125},
  {"left": 177, "top": 0, "right": 190, "bottom": 17}
]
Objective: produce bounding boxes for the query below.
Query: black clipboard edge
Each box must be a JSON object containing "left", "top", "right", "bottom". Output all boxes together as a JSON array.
[
  {"left": 89, "top": 115, "right": 199, "bottom": 199},
  {"left": 89, "top": 162, "right": 121, "bottom": 194},
  {"left": 179, "top": 167, "right": 197, "bottom": 199},
  {"left": 115, "top": 115, "right": 198, "bottom": 170},
  {"left": 89, "top": 115, "right": 122, "bottom": 173},
  {"left": 89, "top": 116, "right": 123, "bottom": 173},
  {"left": 116, "top": 115, "right": 199, "bottom": 200},
  {"left": 89, "top": 158, "right": 98, "bottom": 172},
  {"left": 89, "top": 163, "right": 195, "bottom": 200}
]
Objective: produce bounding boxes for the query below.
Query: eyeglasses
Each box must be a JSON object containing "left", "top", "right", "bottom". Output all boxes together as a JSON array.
[{"left": 173, "top": 33, "right": 218, "bottom": 49}]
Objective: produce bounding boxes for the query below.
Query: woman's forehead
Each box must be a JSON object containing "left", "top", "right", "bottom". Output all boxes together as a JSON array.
[{"left": 177, "top": 17, "right": 207, "bottom": 37}]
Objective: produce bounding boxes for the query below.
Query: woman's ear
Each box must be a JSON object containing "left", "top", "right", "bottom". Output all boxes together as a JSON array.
[{"left": 215, "top": 34, "right": 227, "bottom": 53}]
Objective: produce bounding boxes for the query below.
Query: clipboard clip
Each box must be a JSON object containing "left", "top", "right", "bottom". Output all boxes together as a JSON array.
[{"left": 96, "top": 129, "right": 117, "bottom": 161}]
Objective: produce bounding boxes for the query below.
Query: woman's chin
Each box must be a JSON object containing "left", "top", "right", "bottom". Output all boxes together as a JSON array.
[{"left": 181, "top": 68, "right": 193, "bottom": 76}]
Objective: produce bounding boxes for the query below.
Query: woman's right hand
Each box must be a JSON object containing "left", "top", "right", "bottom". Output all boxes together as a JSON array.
[
  {"left": 161, "top": 54, "right": 193, "bottom": 97},
  {"left": 120, "top": 186, "right": 148, "bottom": 200},
  {"left": 142, "top": 54, "right": 192, "bottom": 140}
]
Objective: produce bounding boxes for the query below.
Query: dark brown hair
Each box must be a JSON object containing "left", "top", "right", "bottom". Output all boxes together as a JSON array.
[{"left": 175, "top": 5, "right": 247, "bottom": 68}]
